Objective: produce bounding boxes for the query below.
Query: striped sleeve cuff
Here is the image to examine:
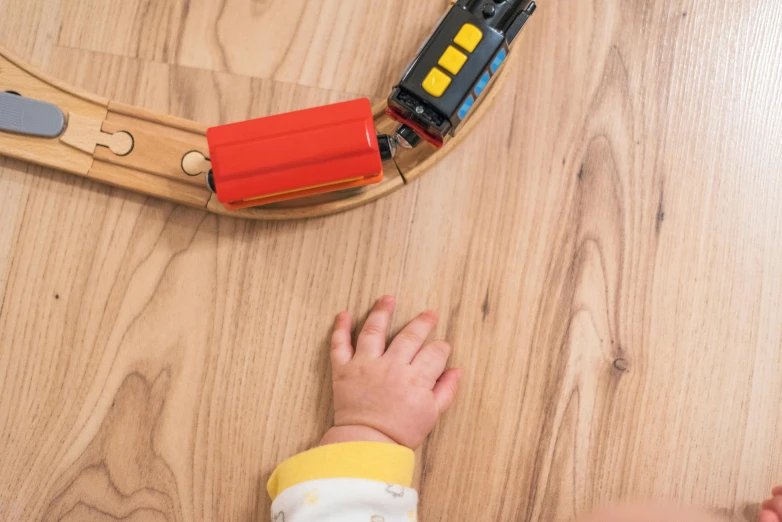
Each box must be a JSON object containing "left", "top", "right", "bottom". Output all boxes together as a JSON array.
[{"left": 267, "top": 442, "right": 415, "bottom": 501}]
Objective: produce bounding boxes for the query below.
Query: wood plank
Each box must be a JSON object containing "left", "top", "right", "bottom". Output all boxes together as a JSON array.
[
  {"left": 57, "top": 0, "right": 449, "bottom": 98},
  {"left": 1, "top": 1, "right": 782, "bottom": 522},
  {"left": 57, "top": 0, "right": 187, "bottom": 63},
  {"left": 0, "top": 0, "right": 62, "bottom": 64}
]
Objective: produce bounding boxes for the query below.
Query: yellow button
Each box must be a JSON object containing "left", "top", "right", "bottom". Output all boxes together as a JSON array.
[
  {"left": 421, "top": 68, "right": 452, "bottom": 97},
  {"left": 453, "top": 23, "right": 483, "bottom": 53},
  {"left": 438, "top": 46, "right": 468, "bottom": 75}
]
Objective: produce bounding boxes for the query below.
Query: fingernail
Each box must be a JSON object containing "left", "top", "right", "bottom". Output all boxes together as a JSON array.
[{"left": 381, "top": 295, "right": 395, "bottom": 304}]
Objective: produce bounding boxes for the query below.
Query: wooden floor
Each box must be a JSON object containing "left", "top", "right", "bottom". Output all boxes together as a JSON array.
[{"left": 1, "top": 1, "right": 781, "bottom": 521}]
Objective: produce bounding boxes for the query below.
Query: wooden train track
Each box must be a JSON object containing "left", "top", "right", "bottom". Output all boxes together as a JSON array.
[{"left": 0, "top": 39, "right": 516, "bottom": 220}]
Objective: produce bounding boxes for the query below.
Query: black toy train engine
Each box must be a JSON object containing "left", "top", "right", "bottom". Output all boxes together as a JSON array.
[{"left": 387, "top": 0, "right": 536, "bottom": 148}]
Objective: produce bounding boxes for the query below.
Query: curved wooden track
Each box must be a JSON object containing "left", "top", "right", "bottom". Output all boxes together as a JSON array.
[{"left": 0, "top": 31, "right": 518, "bottom": 220}]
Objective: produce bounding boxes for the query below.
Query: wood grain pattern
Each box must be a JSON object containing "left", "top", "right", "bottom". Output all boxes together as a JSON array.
[
  {"left": 2, "top": 1, "right": 782, "bottom": 522},
  {"left": 56, "top": 0, "right": 450, "bottom": 98}
]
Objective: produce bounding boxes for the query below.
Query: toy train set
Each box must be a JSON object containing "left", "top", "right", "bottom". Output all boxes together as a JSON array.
[
  {"left": 0, "top": 0, "right": 536, "bottom": 218},
  {"left": 206, "top": 0, "right": 536, "bottom": 209}
]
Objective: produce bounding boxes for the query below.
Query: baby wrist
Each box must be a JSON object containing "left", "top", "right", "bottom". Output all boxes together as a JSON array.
[{"left": 320, "top": 425, "right": 397, "bottom": 446}]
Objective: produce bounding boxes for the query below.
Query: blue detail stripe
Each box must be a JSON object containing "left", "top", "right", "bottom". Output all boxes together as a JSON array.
[
  {"left": 490, "top": 48, "right": 507, "bottom": 73},
  {"left": 475, "top": 72, "right": 491, "bottom": 97},
  {"left": 458, "top": 95, "right": 475, "bottom": 120}
]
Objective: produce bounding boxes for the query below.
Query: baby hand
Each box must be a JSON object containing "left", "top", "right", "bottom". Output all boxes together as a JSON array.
[
  {"left": 320, "top": 296, "right": 462, "bottom": 449},
  {"left": 760, "top": 487, "right": 782, "bottom": 522}
]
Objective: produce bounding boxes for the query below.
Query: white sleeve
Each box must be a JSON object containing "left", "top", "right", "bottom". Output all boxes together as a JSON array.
[
  {"left": 271, "top": 478, "right": 418, "bottom": 522},
  {"left": 266, "top": 442, "right": 418, "bottom": 522}
]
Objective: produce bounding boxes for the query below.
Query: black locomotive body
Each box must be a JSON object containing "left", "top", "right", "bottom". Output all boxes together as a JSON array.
[{"left": 387, "top": 0, "right": 536, "bottom": 147}]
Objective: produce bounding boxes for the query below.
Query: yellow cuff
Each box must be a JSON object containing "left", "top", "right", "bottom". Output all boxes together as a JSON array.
[{"left": 267, "top": 442, "right": 415, "bottom": 501}]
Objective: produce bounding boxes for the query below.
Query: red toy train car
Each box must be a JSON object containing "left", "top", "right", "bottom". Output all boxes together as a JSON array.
[
  {"left": 206, "top": 99, "right": 384, "bottom": 210},
  {"left": 205, "top": 1, "right": 535, "bottom": 210}
]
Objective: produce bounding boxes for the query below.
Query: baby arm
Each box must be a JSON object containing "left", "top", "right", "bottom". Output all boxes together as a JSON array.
[{"left": 267, "top": 296, "right": 462, "bottom": 521}]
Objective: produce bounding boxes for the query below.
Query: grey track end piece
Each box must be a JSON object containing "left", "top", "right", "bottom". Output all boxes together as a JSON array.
[{"left": 0, "top": 91, "right": 66, "bottom": 138}]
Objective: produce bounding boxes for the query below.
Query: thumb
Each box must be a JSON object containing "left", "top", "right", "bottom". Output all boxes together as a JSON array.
[{"left": 432, "top": 368, "right": 463, "bottom": 414}]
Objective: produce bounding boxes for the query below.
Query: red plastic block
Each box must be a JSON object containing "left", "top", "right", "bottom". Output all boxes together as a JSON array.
[{"left": 206, "top": 98, "right": 383, "bottom": 209}]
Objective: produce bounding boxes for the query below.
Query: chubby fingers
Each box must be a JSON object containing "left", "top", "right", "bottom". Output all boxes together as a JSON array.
[
  {"left": 432, "top": 368, "right": 463, "bottom": 414},
  {"left": 759, "top": 511, "right": 781, "bottom": 522},
  {"left": 411, "top": 339, "right": 451, "bottom": 382},
  {"left": 355, "top": 296, "right": 396, "bottom": 358},
  {"left": 330, "top": 311, "right": 354, "bottom": 367},
  {"left": 386, "top": 310, "right": 439, "bottom": 362},
  {"left": 774, "top": 487, "right": 782, "bottom": 497}
]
